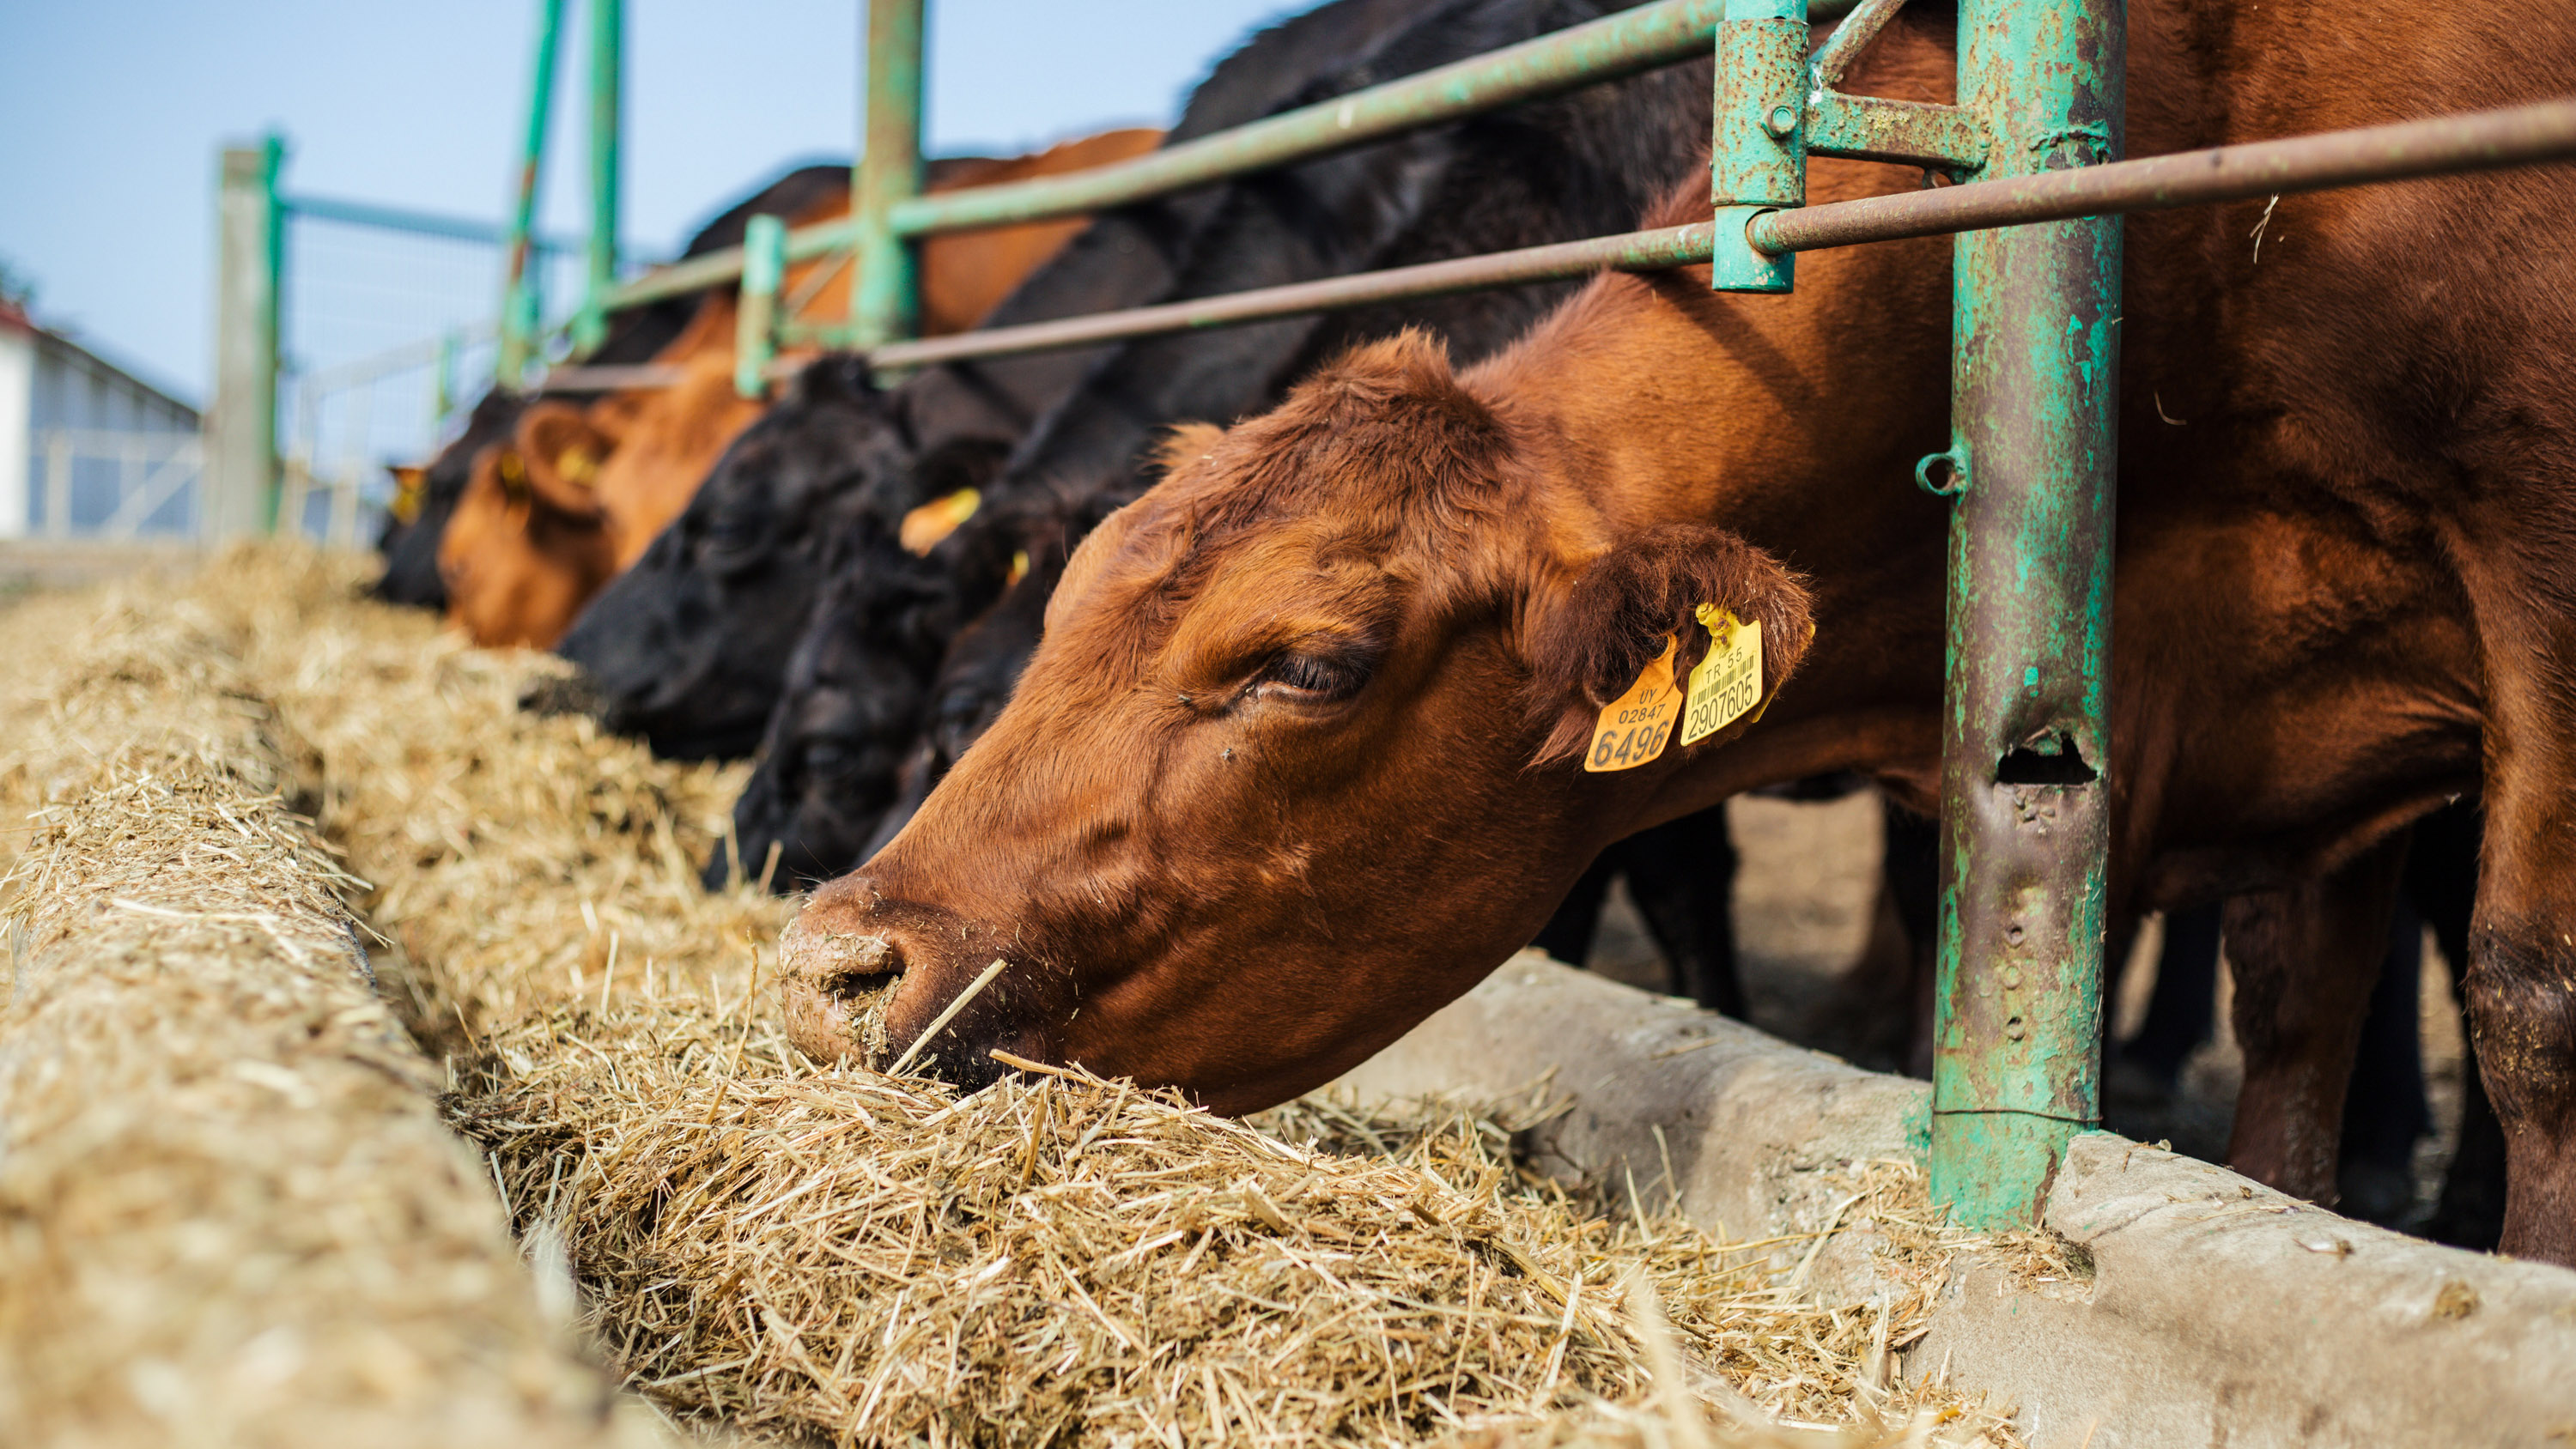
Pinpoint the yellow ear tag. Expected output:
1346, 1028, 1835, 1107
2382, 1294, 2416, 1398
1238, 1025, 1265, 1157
899, 487, 981, 555
1680, 604, 1764, 747
1583, 634, 1681, 773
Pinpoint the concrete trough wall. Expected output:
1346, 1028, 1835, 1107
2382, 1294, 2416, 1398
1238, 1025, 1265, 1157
1334, 953, 2576, 1447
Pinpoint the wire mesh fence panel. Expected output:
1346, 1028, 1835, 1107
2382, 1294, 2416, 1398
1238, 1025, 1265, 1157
276, 210, 585, 544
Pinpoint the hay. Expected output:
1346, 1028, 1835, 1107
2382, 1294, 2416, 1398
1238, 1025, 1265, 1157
5, 547, 2022, 1446
0, 585, 641, 1448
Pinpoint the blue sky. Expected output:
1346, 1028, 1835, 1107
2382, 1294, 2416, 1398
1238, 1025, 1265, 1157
0, 0, 1307, 403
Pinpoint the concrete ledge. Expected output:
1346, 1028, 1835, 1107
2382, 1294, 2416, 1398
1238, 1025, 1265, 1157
1335, 952, 1928, 1291
1920, 1133, 2576, 1448
1337, 953, 2576, 1446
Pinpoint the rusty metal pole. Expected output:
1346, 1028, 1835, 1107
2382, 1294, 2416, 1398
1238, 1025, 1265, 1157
496, 0, 565, 386
850, 0, 926, 355
1929, 0, 2124, 1228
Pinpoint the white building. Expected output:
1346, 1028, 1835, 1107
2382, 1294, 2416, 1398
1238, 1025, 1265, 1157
0, 300, 204, 540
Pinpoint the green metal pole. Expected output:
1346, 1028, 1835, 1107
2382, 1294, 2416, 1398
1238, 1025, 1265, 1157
257, 133, 287, 532
1708, 0, 1805, 291
1929, 0, 2124, 1228
850, 0, 925, 352
735, 214, 786, 398
210, 135, 286, 540
574, 0, 622, 357
497, 0, 566, 385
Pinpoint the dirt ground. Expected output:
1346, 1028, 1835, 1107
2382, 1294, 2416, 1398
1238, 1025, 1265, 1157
1573, 791, 2473, 1238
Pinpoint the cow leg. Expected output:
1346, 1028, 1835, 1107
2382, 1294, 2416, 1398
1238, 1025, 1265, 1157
2335, 896, 2432, 1224
2221, 834, 2408, 1205
2115, 901, 2222, 1103
2464, 777, 2576, 1264
2398, 797, 2508, 1248
1617, 805, 1743, 1017
1529, 853, 1618, 970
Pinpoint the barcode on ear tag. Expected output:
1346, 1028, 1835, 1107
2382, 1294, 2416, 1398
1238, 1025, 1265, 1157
1583, 635, 1681, 773
1680, 605, 1763, 747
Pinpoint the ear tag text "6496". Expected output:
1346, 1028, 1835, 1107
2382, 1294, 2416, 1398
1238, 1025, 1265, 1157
1583, 635, 1680, 773
1583, 608, 1768, 773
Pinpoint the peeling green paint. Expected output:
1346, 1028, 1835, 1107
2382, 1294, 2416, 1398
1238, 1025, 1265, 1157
1930, 0, 2123, 1230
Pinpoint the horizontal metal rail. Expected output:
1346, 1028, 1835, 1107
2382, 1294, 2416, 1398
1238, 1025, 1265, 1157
538, 361, 688, 392
867, 224, 1716, 367
1751, 94, 2576, 252
860, 95, 2576, 370
887, 0, 1753, 237
283, 193, 586, 254
596, 0, 1859, 315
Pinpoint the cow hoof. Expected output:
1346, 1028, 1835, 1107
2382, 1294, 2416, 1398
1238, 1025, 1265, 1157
777, 918, 902, 1066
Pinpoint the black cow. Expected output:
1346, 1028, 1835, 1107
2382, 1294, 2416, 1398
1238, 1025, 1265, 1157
372, 162, 856, 609
729, 0, 1713, 888
553, 0, 1442, 759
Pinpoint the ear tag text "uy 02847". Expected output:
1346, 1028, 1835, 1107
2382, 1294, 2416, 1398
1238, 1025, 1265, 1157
1583, 635, 1681, 773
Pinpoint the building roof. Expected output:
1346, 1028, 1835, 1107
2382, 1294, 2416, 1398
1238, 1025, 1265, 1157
1, 299, 200, 420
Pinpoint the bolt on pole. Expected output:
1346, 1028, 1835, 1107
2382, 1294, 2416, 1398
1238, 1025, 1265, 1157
497, 0, 566, 386
1929, 0, 2124, 1228
851, 0, 926, 357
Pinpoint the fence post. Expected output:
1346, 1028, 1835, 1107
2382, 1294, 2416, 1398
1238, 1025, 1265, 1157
850, 0, 926, 354
736, 214, 786, 399
1929, 0, 2125, 1228
496, 0, 567, 385
43, 433, 71, 539
574, 0, 622, 357
206, 136, 283, 541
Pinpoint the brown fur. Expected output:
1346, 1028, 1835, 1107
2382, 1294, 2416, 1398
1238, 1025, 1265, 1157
781, 4, 2576, 1263
438, 129, 1163, 649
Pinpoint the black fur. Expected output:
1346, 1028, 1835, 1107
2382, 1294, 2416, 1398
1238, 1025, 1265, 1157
371, 162, 858, 609
731, 0, 1710, 889
555, 0, 1437, 763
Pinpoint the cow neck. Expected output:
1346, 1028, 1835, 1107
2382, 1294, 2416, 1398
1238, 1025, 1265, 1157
1467, 215, 1959, 801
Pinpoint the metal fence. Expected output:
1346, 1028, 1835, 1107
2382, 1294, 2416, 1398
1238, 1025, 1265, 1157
562, 0, 2573, 1227
25, 428, 205, 540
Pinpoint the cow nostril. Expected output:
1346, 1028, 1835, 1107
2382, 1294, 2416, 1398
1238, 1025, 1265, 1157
778, 922, 908, 1065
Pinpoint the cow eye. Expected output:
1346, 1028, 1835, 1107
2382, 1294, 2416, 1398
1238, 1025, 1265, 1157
701, 511, 766, 565
799, 739, 857, 779
1258, 650, 1370, 703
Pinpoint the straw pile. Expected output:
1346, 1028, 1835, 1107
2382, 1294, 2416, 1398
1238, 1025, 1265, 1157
0, 587, 641, 1448
3, 548, 2022, 1447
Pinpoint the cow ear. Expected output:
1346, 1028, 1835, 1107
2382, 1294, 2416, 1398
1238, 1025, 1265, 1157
385, 464, 428, 524
516, 403, 613, 518
1151, 421, 1224, 480
1523, 523, 1814, 765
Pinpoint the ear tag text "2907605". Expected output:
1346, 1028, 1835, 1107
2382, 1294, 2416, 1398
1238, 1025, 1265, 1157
1680, 605, 1763, 746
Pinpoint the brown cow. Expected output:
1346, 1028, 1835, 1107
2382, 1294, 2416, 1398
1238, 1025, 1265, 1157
440, 128, 1163, 648
434, 440, 619, 650
776, 6, 2576, 1262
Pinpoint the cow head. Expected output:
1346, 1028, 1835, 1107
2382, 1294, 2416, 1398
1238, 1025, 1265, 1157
775, 333, 1813, 1109
557, 357, 992, 761
437, 440, 617, 651
724, 488, 1105, 892
720, 504, 1018, 890
376, 390, 527, 610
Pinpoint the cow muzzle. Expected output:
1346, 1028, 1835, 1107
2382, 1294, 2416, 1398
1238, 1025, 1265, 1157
775, 877, 1032, 1086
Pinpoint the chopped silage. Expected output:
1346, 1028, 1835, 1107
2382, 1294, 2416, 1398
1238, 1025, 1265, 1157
0, 588, 643, 1449
5, 548, 2021, 1446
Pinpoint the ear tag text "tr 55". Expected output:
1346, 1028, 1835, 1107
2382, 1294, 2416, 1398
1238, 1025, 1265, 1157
1680, 605, 1764, 746
1583, 635, 1680, 773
